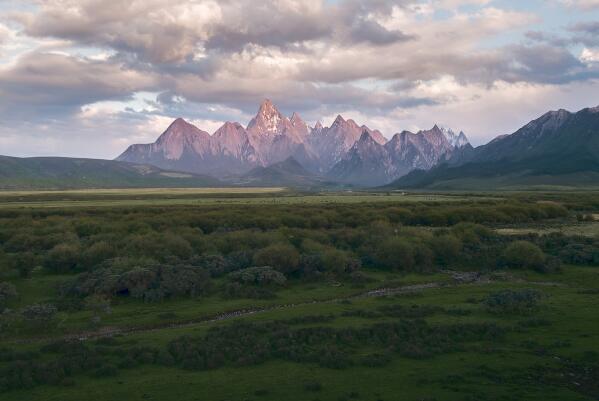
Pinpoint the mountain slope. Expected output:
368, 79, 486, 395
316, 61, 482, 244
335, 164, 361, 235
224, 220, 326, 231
328, 126, 470, 187
308, 115, 387, 173
116, 118, 222, 175
390, 106, 599, 189
233, 157, 332, 188
0, 156, 221, 190
328, 132, 394, 186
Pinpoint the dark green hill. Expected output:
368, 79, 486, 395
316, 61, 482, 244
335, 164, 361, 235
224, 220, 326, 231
233, 157, 336, 188
389, 106, 599, 190
0, 155, 222, 190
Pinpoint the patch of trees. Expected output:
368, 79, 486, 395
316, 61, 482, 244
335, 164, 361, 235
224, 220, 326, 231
537, 233, 599, 266
0, 200, 595, 312
60, 264, 211, 302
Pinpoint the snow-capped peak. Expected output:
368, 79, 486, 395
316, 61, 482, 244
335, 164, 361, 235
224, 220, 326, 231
438, 126, 469, 148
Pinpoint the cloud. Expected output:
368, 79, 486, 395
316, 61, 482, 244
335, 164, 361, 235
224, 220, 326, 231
581, 47, 599, 63
0, 24, 9, 45
561, 0, 599, 10
348, 18, 414, 45
569, 21, 599, 47
0, 0, 598, 158
0, 51, 157, 120
16, 1, 329, 61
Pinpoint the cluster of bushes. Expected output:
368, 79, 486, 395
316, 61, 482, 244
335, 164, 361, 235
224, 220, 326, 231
60, 263, 211, 302
0, 316, 505, 392
0, 339, 164, 391
537, 234, 599, 266
0, 200, 569, 278
0, 200, 596, 311
483, 289, 542, 315
166, 319, 504, 371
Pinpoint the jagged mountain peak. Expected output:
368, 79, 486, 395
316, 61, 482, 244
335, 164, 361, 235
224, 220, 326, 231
290, 112, 306, 127
333, 115, 346, 126
163, 117, 194, 132
258, 98, 279, 115
118, 100, 476, 185
357, 130, 375, 143
214, 121, 245, 136
156, 118, 208, 143
438, 125, 470, 148
247, 99, 287, 134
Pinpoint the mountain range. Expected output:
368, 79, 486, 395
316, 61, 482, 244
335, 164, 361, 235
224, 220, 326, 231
391, 106, 599, 190
117, 100, 470, 186
1, 102, 596, 190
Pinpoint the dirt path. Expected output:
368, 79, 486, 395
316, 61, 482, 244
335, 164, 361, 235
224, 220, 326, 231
11, 281, 447, 344
15, 275, 557, 344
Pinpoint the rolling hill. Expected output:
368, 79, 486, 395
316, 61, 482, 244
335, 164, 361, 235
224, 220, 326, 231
231, 157, 335, 188
0, 156, 222, 190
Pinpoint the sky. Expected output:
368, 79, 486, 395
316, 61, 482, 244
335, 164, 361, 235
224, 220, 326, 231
0, 0, 598, 159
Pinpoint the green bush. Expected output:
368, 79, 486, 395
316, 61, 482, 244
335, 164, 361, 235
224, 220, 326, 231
484, 289, 542, 315
374, 238, 415, 270
228, 266, 287, 286
0, 282, 18, 310
253, 243, 300, 274
44, 243, 80, 273
502, 241, 546, 270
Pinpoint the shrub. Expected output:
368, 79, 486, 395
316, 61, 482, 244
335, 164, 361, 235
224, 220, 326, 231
253, 244, 300, 275
374, 238, 415, 270
430, 234, 462, 265
484, 289, 542, 315
228, 266, 287, 287
502, 241, 545, 270
44, 243, 80, 273
304, 380, 323, 392
0, 282, 18, 310
20, 303, 58, 327
322, 248, 361, 275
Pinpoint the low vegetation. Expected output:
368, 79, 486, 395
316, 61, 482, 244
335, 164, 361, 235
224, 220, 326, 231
0, 190, 597, 400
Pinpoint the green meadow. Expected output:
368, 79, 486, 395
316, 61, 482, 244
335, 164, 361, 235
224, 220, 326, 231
0, 190, 597, 400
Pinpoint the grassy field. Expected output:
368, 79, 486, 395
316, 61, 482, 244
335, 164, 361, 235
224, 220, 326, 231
3, 267, 598, 401
0, 188, 496, 208
0, 190, 597, 401
497, 221, 599, 237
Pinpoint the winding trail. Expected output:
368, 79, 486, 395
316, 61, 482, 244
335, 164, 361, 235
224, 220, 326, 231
16, 274, 558, 344
69, 282, 445, 342
14, 282, 446, 344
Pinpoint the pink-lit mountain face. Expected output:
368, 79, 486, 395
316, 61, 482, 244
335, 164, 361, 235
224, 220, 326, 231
116, 100, 470, 185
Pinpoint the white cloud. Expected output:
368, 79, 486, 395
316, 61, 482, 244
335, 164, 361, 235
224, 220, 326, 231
561, 0, 599, 10
0, 0, 598, 158
581, 47, 599, 63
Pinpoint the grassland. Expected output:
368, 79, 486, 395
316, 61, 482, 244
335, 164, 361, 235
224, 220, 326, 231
497, 221, 599, 237
3, 267, 599, 401
0, 188, 494, 209
0, 190, 597, 401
